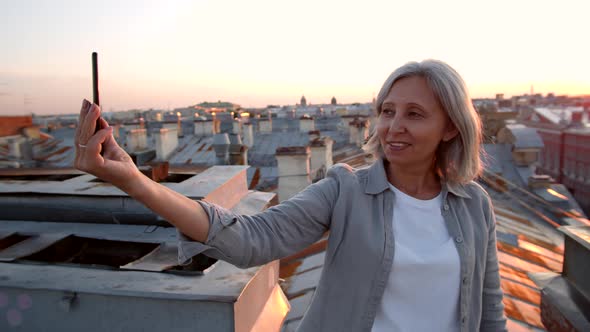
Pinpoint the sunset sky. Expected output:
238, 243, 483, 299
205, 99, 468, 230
1, 0, 588, 115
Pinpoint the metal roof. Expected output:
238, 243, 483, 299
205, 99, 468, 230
505, 124, 544, 149
0, 166, 288, 331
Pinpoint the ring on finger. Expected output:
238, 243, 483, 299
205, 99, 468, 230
78, 143, 88, 148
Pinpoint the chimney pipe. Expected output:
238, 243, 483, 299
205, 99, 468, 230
275, 146, 311, 202
242, 123, 254, 148
212, 133, 230, 165
154, 128, 179, 160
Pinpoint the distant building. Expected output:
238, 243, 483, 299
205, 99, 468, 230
194, 101, 240, 114
300, 95, 307, 108
520, 106, 590, 213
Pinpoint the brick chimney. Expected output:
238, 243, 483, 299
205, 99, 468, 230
154, 128, 178, 160
300, 116, 315, 132
212, 133, 230, 165
276, 146, 311, 202
126, 128, 148, 153
531, 226, 590, 331
310, 136, 334, 180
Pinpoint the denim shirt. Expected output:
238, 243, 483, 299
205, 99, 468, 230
178, 159, 508, 332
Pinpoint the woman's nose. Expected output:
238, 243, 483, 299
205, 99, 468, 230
388, 115, 406, 133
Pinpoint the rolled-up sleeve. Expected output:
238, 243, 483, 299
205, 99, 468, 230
480, 195, 508, 332
178, 166, 341, 268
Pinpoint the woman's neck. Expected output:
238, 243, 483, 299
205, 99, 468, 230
385, 160, 441, 200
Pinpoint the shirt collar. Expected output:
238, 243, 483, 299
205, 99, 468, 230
364, 158, 471, 199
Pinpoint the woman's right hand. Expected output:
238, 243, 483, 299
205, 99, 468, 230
74, 99, 143, 192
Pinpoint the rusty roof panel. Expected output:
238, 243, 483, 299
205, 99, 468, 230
499, 264, 538, 289
501, 279, 542, 306
497, 242, 562, 272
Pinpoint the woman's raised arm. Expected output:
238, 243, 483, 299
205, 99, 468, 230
74, 99, 210, 242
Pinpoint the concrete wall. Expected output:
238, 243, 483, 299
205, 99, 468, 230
154, 128, 178, 160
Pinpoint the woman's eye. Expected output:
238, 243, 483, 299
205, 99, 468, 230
382, 109, 394, 116
408, 111, 423, 118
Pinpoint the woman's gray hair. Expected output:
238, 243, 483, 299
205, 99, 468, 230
363, 59, 483, 186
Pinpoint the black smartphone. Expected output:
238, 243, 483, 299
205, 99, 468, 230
92, 52, 102, 133
92, 52, 105, 156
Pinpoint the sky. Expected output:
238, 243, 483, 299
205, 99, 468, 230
1, 0, 589, 115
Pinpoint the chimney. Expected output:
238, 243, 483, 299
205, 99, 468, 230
527, 174, 553, 189
211, 113, 219, 135
126, 129, 148, 153
310, 136, 334, 180
349, 119, 359, 145
357, 119, 369, 147
300, 116, 315, 132
154, 128, 178, 160
259, 113, 272, 133
531, 226, 590, 331
194, 119, 214, 136
242, 123, 254, 148
308, 130, 321, 141
228, 134, 248, 165
276, 146, 311, 202
232, 119, 242, 135
212, 133, 230, 165
7, 137, 23, 159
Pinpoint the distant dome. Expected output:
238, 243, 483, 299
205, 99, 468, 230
331, 96, 337, 105
300, 95, 307, 107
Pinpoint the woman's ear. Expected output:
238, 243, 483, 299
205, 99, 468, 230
442, 123, 459, 142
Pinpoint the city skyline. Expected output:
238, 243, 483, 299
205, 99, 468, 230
1, 0, 589, 115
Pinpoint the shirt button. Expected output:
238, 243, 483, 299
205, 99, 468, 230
443, 204, 449, 210
462, 277, 468, 284
455, 237, 463, 243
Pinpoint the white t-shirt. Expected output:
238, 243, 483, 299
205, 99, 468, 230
371, 184, 461, 332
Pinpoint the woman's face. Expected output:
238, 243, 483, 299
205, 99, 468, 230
377, 75, 458, 170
